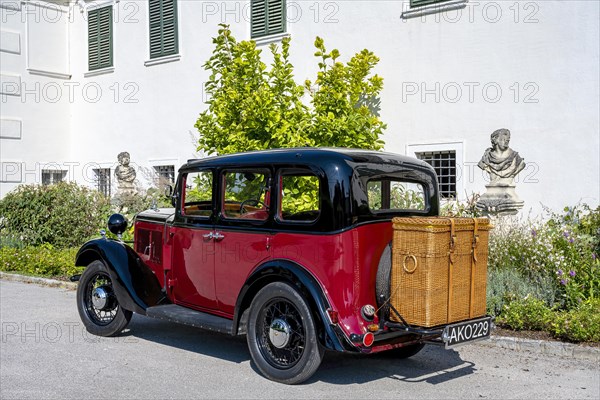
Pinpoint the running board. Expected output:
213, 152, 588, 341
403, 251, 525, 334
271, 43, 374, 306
145, 304, 234, 335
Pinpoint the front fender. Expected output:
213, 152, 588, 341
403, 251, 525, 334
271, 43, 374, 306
75, 239, 165, 314
234, 260, 355, 352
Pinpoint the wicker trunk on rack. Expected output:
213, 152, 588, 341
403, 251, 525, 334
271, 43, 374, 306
390, 217, 492, 328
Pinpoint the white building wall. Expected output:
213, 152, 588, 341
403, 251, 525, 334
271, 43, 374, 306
0, 0, 72, 197
1, 0, 598, 215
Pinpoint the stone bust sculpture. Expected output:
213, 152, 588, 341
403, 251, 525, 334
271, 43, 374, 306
478, 128, 525, 184
114, 151, 137, 197
476, 128, 525, 215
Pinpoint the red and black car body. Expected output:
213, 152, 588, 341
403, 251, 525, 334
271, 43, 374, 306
74, 148, 490, 384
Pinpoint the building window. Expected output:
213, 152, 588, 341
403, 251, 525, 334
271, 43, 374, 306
94, 168, 111, 197
416, 151, 457, 199
149, 0, 178, 59
154, 165, 175, 188
88, 6, 113, 71
410, 0, 453, 7
41, 170, 67, 186
251, 0, 286, 39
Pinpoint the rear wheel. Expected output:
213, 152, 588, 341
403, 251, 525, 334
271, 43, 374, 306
247, 282, 324, 384
76, 260, 132, 336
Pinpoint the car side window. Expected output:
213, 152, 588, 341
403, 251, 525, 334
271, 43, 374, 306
367, 180, 426, 211
222, 170, 270, 221
182, 171, 213, 217
278, 171, 321, 223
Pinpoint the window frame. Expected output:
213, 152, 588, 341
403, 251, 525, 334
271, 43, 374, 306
366, 179, 427, 213
94, 168, 112, 197
148, 0, 179, 60
406, 142, 464, 202
250, 0, 286, 39
275, 168, 322, 225
415, 150, 457, 199
87, 5, 113, 71
220, 168, 272, 222
154, 164, 176, 188
180, 169, 214, 219
41, 169, 67, 186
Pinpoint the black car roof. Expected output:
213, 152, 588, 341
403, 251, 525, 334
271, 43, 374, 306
181, 147, 430, 170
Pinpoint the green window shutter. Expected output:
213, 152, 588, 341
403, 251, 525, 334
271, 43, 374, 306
251, 0, 285, 39
149, 0, 178, 59
88, 6, 113, 71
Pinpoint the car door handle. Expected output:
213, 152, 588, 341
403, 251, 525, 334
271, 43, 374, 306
202, 232, 214, 241
213, 232, 225, 241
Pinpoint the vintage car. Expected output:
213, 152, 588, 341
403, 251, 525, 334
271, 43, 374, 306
73, 148, 492, 384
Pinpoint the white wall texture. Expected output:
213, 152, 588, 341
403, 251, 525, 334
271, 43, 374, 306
1, 0, 598, 215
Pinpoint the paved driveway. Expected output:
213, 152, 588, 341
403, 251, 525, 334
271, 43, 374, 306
1, 280, 598, 399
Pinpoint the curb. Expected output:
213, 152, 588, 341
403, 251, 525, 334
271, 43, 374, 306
1, 272, 598, 362
476, 335, 599, 362
0, 271, 77, 290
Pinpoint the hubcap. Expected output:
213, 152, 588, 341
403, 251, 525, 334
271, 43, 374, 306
91, 286, 110, 310
269, 318, 291, 349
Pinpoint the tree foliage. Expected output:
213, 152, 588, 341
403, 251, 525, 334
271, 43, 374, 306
195, 25, 386, 155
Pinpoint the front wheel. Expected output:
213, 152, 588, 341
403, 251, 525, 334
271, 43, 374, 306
76, 260, 132, 336
247, 282, 324, 384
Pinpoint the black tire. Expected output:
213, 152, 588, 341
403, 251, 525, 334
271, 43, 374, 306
76, 260, 132, 337
375, 242, 392, 308
247, 282, 324, 384
382, 343, 425, 359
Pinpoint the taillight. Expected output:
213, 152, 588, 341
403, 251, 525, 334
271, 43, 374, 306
362, 332, 374, 347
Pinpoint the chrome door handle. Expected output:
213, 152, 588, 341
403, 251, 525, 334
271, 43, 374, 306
202, 232, 214, 241
213, 232, 225, 241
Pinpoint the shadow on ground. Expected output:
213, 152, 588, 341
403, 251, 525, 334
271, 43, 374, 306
127, 314, 475, 385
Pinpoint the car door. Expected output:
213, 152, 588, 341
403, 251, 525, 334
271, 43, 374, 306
170, 169, 219, 310
212, 168, 272, 315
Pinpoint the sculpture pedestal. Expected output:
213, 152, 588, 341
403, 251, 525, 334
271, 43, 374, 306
476, 184, 524, 216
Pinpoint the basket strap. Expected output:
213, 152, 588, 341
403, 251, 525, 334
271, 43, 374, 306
469, 218, 480, 318
447, 218, 456, 323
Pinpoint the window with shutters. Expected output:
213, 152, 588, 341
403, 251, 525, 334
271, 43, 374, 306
88, 6, 113, 71
149, 0, 178, 59
251, 0, 286, 39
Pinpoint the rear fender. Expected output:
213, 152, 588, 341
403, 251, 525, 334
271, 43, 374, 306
75, 239, 165, 314
234, 260, 355, 352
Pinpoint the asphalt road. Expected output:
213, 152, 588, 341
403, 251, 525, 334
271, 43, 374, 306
1, 280, 598, 399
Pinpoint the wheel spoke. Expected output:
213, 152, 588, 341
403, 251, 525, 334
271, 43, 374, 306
258, 298, 306, 369
84, 272, 118, 326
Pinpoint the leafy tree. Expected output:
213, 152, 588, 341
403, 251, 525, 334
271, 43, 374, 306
194, 24, 386, 156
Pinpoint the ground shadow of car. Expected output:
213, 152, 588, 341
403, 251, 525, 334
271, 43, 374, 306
128, 315, 475, 385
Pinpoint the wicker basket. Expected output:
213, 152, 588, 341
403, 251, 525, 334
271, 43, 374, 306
389, 217, 492, 327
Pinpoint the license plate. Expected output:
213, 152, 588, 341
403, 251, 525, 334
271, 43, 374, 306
443, 316, 492, 348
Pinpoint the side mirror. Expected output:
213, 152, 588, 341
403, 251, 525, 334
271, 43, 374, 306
164, 184, 173, 198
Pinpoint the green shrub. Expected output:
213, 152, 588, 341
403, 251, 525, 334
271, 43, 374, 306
487, 204, 599, 311
0, 245, 80, 278
0, 182, 112, 248
549, 299, 600, 342
497, 296, 553, 331
487, 268, 556, 317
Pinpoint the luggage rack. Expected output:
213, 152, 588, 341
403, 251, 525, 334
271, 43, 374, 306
380, 303, 445, 337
